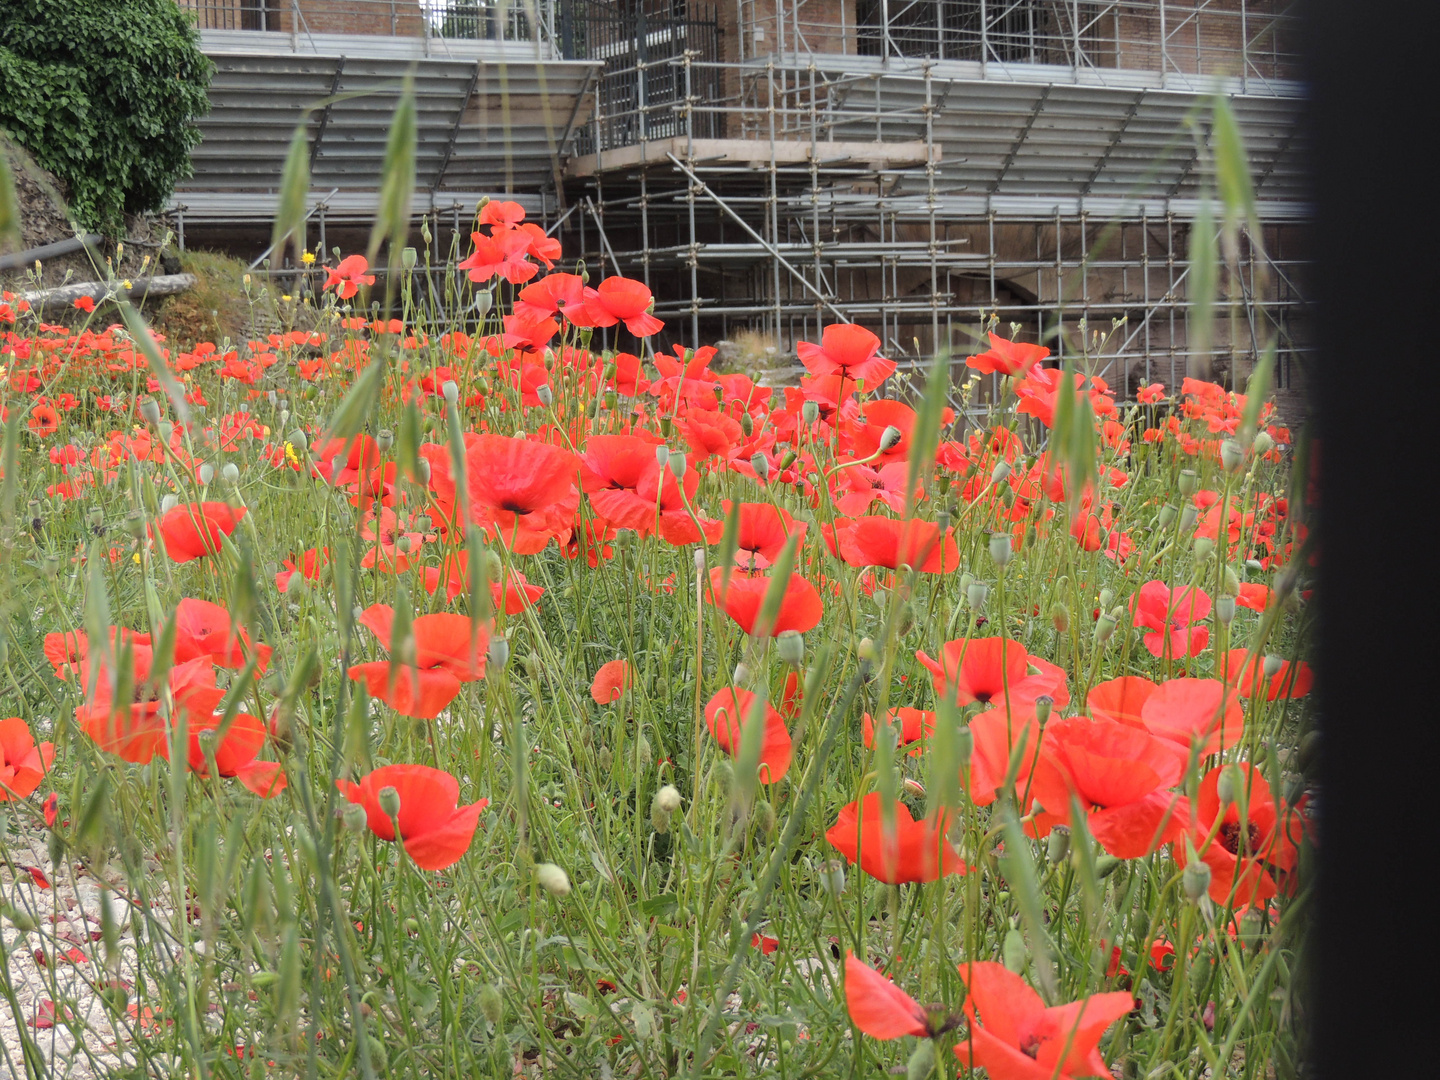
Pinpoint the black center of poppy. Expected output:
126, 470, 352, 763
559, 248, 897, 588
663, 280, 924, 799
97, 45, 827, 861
499, 501, 533, 515
1020, 1034, 1043, 1059
1218, 822, 1262, 856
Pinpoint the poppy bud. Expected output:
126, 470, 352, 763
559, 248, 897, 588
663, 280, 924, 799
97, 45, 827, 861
1043, 604, 1071, 635
857, 637, 878, 663
536, 384, 554, 408
654, 445, 670, 469
421, 219, 433, 245
376, 428, 394, 451
1263, 654, 1284, 677
1223, 567, 1240, 595
1003, 927, 1027, 973
638, 735, 653, 768
779, 448, 798, 471
1183, 859, 1211, 902
1253, 431, 1275, 455
740, 412, 753, 436
654, 784, 682, 815
1098, 588, 1114, 609
1094, 611, 1118, 644
1033, 695, 1054, 727
342, 803, 368, 833
1220, 439, 1245, 472
221, 463, 240, 485
442, 381, 459, 404
377, 786, 401, 820
1214, 595, 1235, 624
478, 983, 503, 1026
878, 425, 903, 452
536, 863, 571, 897
1047, 826, 1070, 864
819, 858, 846, 896
988, 532, 1012, 568
604, 390, 618, 410
488, 637, 510, 670
1178, 504, 1198, 533
474, 291, 493, 317
754, 800, 776, 835
88, 506, 104, 531
417, 459, 431, 484
597, 747, 613, 772
959, 571, 974, 595
750, 452, 770, 482
198, 463, 215, 485
991, 460, 1011, 485
288, 429, 308, 453
140, 397, 161, 424
1193, 537, 1215, 561
776, 630, 804, 665
1216, 765, 1244, 806
801, 401, 819, 425
966, 582, 989, 611
1156, 504, 1178, 530
667, 451, 687, 480
401, 246, 417, 271
906, 1040, 936, 1080
651, 803, 672, 835
522, 652, 540, 680
415, 514, 432, 533
161, 494, 179, 515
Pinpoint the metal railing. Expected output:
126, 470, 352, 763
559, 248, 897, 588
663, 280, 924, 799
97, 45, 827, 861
178, 0, 554, 43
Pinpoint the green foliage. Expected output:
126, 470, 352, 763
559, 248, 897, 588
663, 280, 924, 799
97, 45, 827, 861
0, 0, 213, 234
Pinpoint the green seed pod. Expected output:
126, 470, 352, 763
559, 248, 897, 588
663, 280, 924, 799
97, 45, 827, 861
1183, 860, 1212, 902
906, 1039, 937, 1080
1003, 927, 1027, 974
1177, 470, 1198, 497
1047, 826, 1070, 864
478, 983, 504, 1026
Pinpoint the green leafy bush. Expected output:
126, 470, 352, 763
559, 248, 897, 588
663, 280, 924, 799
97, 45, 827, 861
0, 0, 213, 234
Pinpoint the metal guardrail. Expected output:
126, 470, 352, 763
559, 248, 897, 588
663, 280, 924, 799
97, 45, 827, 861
178, 0, 552, 43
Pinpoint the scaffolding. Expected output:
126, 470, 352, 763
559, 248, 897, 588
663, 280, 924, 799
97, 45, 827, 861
560, 0, 1307, 395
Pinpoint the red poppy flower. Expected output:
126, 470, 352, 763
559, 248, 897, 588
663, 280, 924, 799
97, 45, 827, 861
965, 331, 1049, 377
43, 627, 151, 681
862, 707, 936, 758
825, 792, 966, 884
591, 659, 633, 705
1085, 676, 1158, 728
324, 255, 375, 300
76, 650, 226, 765
347, 605, 488, 719
704, 687, 792, 783
154, 502, 247, 562
0, 718, 54, 801
834, 516, 959, 574
796, 324, 897, 388
518, 222, 561, 267
169, 598, 273, 671
965, 707, 1045, 806
1130, 582, 1211, 659
721, 501, 807, 570
1174, 763, 1302, 907
28, 403, 60, 437
1218, 649, 1313, 701
359, 506, 424, 571
463, 434, 579, 554
752, 932, 780, 956
843, 953, 933, 1039
276, 547, 328, 592
955, 960, 1134, 1080
833, 461, 917, 516
1139, 678, 1245, 756
184, 712, 286, 798
679, 411, 744, 462
707, 567, 824, 636
514, 272, 586, 320
566, 277, 664, 337
459, 229, 536, 284
845, 399, 921, 464
1235, 582, 1272, 612
915, 638, 1069, 711
337, 764, 488, 870
481, 199, 527, 229
1027, 717, 1188, 859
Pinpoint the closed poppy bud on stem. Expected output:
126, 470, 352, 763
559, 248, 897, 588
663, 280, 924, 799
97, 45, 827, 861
776, 630, 804, 665
478, 984, 503, 1026
1047, 825, 1070, 863
221, 463, 240, 485
1194, 537, 1215, 561
879, 425, 903, 452
1179, 504, 1198, 533
199, 463, 215, 486
376, 428, 394, 451
1183, 859, 1212, 902
342, 803, 369, 833
442, 381, 459, 404
1094, 611, 1118, 643
654, 445, 670, 469
1220, 439, 1245, 472
1223, 566, 1240, 595
906, 1040, 936, 1080
1158, 504, 1179, 529
1033, 695, 1053, 727
536, 384, 553, 407
488, 637, 510, 670
1215, 595, 1235, 624
988, 532, 1012, 568
1253, 431, 1275, 455
1216, 765, 1243, 806
536, 863, 570, 897
667, 451, 687, 480
1050, 603, 1069, 633
377, 785, 401, 820
820, 858, 846, 896
751, 452, 770, 481
1263, 654, 1285, 677
801, 401, 819, 425
990, 460, 1011, 485
966, 582, 989, 611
